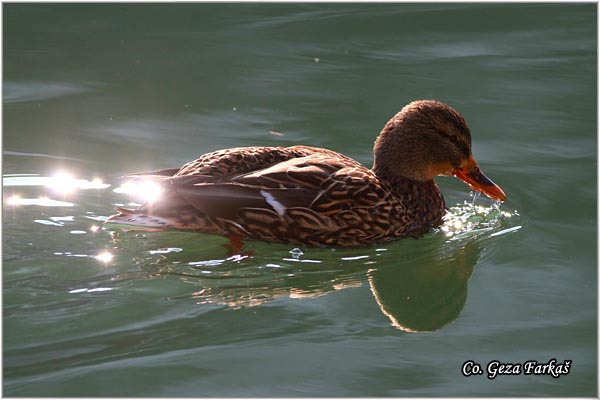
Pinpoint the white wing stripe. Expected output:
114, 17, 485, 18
260, 190, 286, 215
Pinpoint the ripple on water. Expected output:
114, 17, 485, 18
3, 81, 92, 103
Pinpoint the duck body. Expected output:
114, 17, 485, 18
107, 100, 505, 247
109, 145, 445, 246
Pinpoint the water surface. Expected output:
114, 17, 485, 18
3, 3, 596, 396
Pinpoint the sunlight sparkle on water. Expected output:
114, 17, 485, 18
5, 195, 75, 207
441, 200, 518, 239
6, 194, 21, 206
91, 177, 105, 187
47, 172, 78, 194
95, 251, 114, 263
114, 180, 163, 203
69, 287, 113, 294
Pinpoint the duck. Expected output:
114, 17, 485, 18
106, 100, 506, 247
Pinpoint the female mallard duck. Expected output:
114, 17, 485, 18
107, 100, 506, 247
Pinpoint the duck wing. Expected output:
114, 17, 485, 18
107, 146, 372, 237
171, 145, 355, 182
172, 153, 358, 220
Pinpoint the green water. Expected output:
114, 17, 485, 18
3, 3, 596, 396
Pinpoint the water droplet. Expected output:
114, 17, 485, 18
289, 248, 303, 259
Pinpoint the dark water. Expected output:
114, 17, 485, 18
3, 3, 596, 397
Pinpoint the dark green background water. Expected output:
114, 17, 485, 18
3, 3, 597, 396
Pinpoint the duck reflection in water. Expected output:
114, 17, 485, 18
109, 229, 483, 333
368, 240, 479, 333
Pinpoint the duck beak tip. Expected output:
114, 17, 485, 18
453, 162, 506, 202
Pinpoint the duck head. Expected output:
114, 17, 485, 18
373, 100, 506, 202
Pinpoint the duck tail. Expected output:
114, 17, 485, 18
104, 206, 173, 232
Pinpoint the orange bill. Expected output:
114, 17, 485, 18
453, 158, 506, 202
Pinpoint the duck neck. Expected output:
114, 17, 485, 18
374, 166, 447, 231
